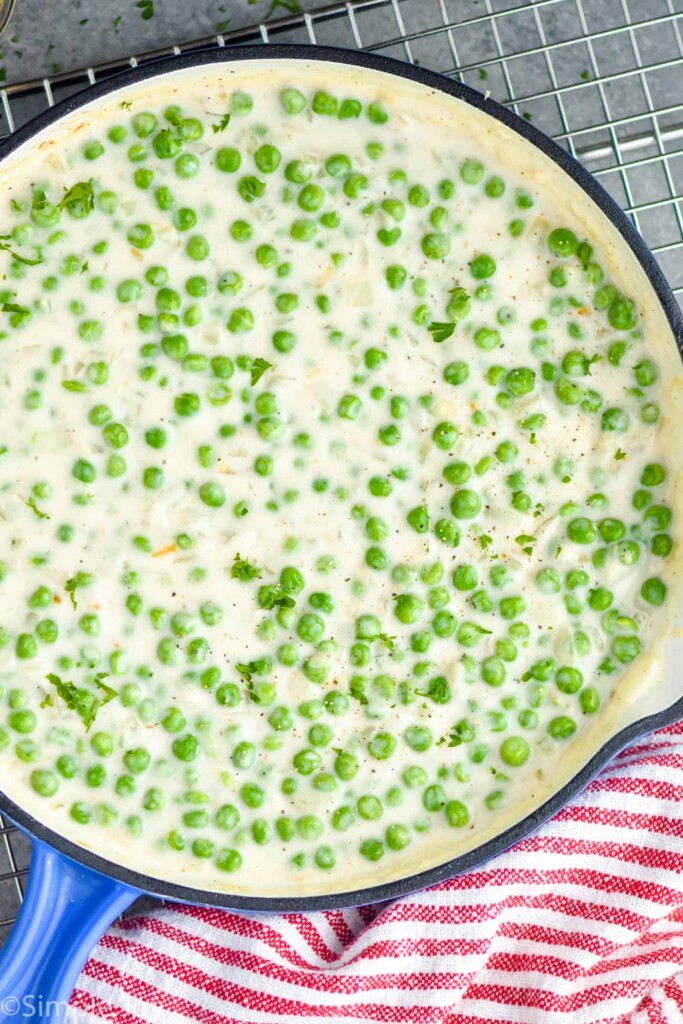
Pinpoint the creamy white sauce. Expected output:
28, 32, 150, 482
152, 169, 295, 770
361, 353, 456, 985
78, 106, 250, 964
0, 61, 680, 898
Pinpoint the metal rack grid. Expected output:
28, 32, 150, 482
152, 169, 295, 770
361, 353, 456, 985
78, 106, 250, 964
0, 0, 681, 947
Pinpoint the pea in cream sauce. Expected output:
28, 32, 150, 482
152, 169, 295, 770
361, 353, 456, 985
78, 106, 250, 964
0, 61, 680, 897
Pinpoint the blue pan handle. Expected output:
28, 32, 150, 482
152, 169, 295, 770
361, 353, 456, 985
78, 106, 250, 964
0, 835, 138, 1023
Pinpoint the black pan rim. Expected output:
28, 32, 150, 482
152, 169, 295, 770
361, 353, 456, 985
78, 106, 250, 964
0, 42, 681, 914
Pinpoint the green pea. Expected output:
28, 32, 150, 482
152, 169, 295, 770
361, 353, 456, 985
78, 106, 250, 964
601, 407, 629, 433
15, 633, 38, 659
280, 87, 307, 114
239, 782, 265, 808
608, 297, 637, 331
215, 848, 242, 873
323, 691, 348, 718
172, 734, 198, 762
445, 800, 470, 827
554, 378, 584, 405
634, 360, 657, 387
69, 802, 92, 825
481, 656, 506, 687
548, 228, 578, 258
580, 687, 601, 715
485, 176, 505, 198
555, 667, 583, 694
473, 327, 500, 351
548, 716, 577, 740
460, 158, 484, 184
567, 517, 596, 544
644, 505, 671, 531
640, 463, 664, 488
291, 748, 321, 776
310, 90, 338, 116
506, 367, 536, 397
394, 594, 424, 625
536, 568, 561, 594
160, 707, 186, 734
587, 587, 612, 612
31, 769, 59, 797
356, 795, 383, 821
617, 540, 640, 565
215, 146, 241, 173
423, 784, 446, 812
186, 235, 210, 261
469, 253, 496, 279
421, 233, 450, 259
333, 750, 359, 781
215, 804, 240, 831
385, 824, 411, 850
36, 619, 59, 644
122, 747, 150, 775
116, 278, 143, 303
403, 765, 428, 789
127, 223, 154, 249
409, 183, 430, 206
433, 421, 459, 450
86, 764, 107, 788
450, 489, 482, 519
434, 518, 461, 547
296, 613, 324, 644
641, 577, 667, 606
403, 725, 433, 752
54, 753, 78, 779
196, 482, 225, 509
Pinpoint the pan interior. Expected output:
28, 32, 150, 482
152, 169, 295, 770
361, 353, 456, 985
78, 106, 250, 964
0, 53, 681, 905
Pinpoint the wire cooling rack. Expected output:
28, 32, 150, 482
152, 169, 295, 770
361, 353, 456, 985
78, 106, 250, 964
0, 0, 681, 946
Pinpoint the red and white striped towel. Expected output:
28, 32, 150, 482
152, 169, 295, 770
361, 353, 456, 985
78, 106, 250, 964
68, 721, 683, 1024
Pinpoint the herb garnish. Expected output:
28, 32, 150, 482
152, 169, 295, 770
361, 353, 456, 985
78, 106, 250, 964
24, 497, 49, 520
2, 302, 30, 316
349, 677, 368, 705
515, 534, 536, 556
266, 0, 302, 17
377, 633, 396, 653
58, 181, 94, 216
136, 0, 155, 20
231, 553, 261, 582
428, 321, 455, 343
240, 176, 266, 202
46, 672, 117, 731
235, 659, 271, 688
211, 113, 231, 134
31, 190, 48, 211
250, 357, 273, 386
0, 240, 42, 267
257, 585, 295, 610
64, 571, 93, 610
447, 285, 471, 316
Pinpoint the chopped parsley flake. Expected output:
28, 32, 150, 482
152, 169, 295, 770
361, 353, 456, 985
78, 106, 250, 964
24, 497, 49, 520
428, 321, 455, 344
135, 0, 155, 19
211, 113, 231, 133
46, 672, 117, 731
231, 553, 261, 582
250, 358, 273, 386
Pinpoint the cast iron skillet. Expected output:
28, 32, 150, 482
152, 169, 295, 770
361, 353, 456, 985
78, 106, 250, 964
0, 43, 681, 1024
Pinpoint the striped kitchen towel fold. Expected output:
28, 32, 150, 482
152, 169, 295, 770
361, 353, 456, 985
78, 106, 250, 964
67, 720, 683, 1024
